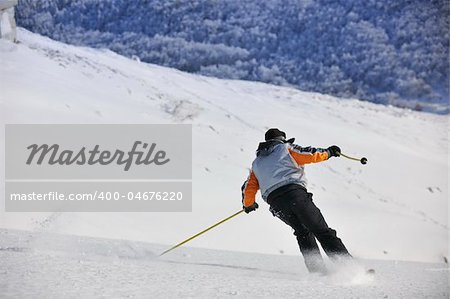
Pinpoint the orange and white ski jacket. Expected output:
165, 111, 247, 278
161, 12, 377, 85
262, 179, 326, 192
241, 140, 330, 207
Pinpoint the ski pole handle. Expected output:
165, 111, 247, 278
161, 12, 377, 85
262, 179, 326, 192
339, 152, 368, 165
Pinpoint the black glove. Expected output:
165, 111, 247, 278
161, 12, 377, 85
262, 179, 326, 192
327, 145, 341, 157
243, 202, 259, 214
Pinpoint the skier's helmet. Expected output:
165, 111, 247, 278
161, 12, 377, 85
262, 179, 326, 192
265, 128, 286, 141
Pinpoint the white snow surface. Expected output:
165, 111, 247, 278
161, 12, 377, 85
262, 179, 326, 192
1, 229, 448, 298
0, 29, 449, 297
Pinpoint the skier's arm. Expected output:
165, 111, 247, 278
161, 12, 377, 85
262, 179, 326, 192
288, 144, 330, 165
241, 170, 259, 208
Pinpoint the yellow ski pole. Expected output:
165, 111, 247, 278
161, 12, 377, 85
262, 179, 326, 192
339, 152, 368, 165
159, 209, 245, 256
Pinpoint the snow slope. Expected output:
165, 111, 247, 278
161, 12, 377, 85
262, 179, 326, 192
0, 28, 449, 271
1, 229, 449, 298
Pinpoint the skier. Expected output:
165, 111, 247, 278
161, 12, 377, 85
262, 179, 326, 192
241, 128, 351, 274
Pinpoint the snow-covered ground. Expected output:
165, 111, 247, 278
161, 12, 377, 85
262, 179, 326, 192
1, 229, 448, 298
0, 29, 449, 297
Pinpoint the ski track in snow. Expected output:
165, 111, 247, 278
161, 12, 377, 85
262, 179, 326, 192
1, 229, 448, 298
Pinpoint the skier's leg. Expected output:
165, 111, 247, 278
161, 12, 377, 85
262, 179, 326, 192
293, 222, 327, 273
270, 204, 326, 273
287, 189, 351, 259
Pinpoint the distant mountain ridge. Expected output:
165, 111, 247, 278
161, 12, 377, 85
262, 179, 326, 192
16, 0, 449, 112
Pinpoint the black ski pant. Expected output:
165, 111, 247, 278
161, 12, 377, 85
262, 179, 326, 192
267, 184, 351, 273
